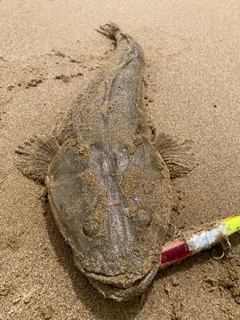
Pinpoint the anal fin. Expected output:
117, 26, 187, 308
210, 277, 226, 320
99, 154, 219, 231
154, 133, 195, 179
15, 134, 60, 183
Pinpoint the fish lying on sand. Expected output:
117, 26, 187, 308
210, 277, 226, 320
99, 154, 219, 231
16, 22, 194, 301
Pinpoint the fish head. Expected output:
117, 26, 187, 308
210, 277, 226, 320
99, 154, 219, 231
46, 140, 171, 300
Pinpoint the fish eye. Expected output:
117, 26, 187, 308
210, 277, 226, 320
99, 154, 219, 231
82, 217, 101, 237
136, 209, 151, 228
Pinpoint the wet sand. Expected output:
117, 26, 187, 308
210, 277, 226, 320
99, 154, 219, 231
1, 1, 240, 319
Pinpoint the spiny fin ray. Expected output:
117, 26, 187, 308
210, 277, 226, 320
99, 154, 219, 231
155, 132, 195, 179
15, 134, 59, 183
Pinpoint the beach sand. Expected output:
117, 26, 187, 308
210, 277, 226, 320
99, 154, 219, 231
1, 1, 240, 319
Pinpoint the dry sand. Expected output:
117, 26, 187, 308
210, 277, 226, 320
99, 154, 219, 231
1, 0, 240, 319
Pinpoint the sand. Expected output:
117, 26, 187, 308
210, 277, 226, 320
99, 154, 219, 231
1, 0, 240, 319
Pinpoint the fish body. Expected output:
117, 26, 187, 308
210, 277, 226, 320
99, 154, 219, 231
16, 23, 177, 301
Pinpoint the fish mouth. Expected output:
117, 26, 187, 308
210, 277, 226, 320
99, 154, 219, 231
86, 265, 159, 301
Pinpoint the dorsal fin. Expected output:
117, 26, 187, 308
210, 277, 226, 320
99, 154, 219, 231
15, 134, 59, 183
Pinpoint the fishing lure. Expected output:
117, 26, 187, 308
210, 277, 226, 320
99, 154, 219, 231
160, 215, 240, 269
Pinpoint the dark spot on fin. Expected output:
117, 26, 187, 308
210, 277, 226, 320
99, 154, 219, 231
15, 134, 60, 183
154, 133, 195, 179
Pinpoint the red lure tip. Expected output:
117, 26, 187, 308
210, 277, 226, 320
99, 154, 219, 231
160, 241, 192, 268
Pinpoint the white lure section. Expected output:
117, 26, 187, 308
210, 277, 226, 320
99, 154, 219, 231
187, 225, 227, 253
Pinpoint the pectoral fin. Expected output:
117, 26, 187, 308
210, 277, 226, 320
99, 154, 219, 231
15, 134, 60, 183
154, 133, 195, 179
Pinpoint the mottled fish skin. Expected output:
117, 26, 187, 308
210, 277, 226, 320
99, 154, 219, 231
45, 23, 173, 301
57, 24, 151, 147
